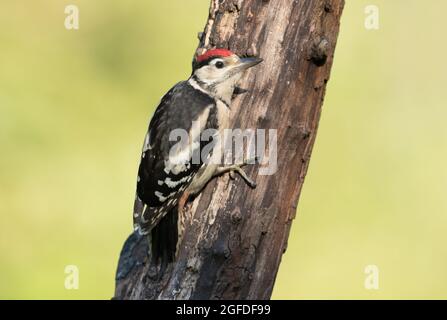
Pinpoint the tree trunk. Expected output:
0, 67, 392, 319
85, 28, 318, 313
114, 0, 344, 300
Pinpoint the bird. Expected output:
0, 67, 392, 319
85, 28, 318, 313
132, 48, 263, 267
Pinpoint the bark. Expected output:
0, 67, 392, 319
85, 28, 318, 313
114, 0, 344, 300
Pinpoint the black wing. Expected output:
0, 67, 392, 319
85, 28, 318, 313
133, 81, 218, 232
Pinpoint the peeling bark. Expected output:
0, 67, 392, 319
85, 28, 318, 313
114, 0, 344, 300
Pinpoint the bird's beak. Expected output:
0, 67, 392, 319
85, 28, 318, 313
239, 57, 263, 70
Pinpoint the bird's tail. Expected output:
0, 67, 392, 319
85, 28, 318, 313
149, 206, 178, 266
134, 193, 182, 272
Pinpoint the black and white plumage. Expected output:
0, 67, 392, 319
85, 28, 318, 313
133, 49, 262, 264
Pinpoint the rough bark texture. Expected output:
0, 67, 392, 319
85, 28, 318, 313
114, 0, 344, 300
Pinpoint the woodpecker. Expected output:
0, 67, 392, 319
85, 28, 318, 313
133, 49, 262, 264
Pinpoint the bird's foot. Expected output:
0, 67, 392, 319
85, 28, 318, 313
217, 156, 258, 188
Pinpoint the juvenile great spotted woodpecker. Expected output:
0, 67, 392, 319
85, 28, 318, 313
133, 49, 262, 264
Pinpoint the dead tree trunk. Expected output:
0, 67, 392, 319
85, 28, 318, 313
114, 0, 344, 300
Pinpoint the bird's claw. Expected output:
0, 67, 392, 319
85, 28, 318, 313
233, 166, 257, 188
219, 156, 259, 188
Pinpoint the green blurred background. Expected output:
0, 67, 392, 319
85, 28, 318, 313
0, 0, 446, 299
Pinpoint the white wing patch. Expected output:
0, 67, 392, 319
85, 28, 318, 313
164, 176, 190, 188
154, 190, 178, 203
163, 106, 211, 175
143, 132, 152, 152
154, 191, 167, 202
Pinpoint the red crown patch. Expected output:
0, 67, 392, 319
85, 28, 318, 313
196, 49, 234, 63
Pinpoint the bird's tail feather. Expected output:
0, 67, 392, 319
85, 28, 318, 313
150, 206, 178, 267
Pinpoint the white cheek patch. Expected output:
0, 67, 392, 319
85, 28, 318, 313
195, 65, 228, 85
196, 67, 215, 84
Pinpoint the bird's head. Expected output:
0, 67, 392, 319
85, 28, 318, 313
191, 49, 263, 103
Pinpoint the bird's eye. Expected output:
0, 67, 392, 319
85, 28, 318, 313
215, 61, 225, 69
